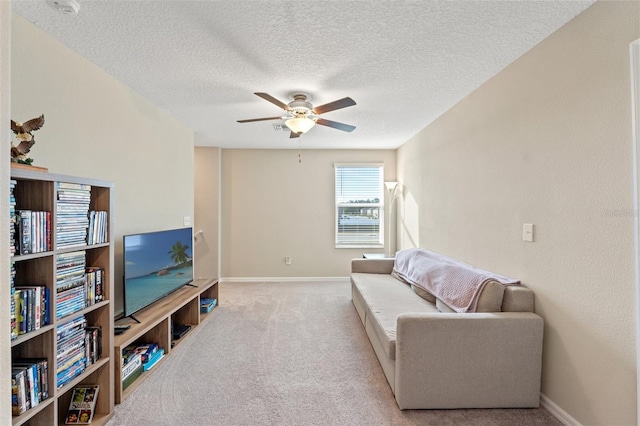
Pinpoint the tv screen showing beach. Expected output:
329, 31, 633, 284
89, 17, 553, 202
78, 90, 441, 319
123, 227, 193, 316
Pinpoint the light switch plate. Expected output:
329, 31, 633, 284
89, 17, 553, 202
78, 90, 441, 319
523, 223, 534, 242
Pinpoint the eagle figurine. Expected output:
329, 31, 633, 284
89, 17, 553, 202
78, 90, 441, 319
10, 114, 45, 164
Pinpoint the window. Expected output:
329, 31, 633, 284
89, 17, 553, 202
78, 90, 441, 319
335, 164, 384, 248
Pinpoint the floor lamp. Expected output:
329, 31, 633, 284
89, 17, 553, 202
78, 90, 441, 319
384, 181, 402, 257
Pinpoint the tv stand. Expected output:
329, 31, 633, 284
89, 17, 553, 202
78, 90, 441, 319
113, 277, 218, 403
185, 283, 198, 288
128, 314, 141, 323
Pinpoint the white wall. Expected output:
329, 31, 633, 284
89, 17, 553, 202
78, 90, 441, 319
0, 2, 11, 424
221, 149, 396, 278
397, 1, 639, 424
10, 14, 195, 315
194, 147, 220, 279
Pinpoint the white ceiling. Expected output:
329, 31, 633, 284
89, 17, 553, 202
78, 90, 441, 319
12, 0, 595, 150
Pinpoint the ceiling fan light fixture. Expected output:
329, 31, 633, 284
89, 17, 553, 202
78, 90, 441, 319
285, 117, 316, 134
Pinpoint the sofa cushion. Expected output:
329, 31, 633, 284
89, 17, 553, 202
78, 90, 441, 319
411, 284, 436, 303
351, 272, 437, 360
501, 286, 535, 312
436, 280, 506, 313
476, 280, 505, 312
436, 298, 455, 313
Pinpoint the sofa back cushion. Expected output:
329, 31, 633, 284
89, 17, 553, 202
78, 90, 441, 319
437, 284, 535, 313
502, 286, 535, 312
476, 280, 505, 312
352, 258, 395, 274
410, 284, 436, 303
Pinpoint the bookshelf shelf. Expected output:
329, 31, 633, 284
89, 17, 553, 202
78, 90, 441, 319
113, 277, 218, 404
9, 169, 114, 425
11, 396, 54, 426
10, 324, 54, 348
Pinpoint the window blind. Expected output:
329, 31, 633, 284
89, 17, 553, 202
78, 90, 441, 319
334, 164, 384, 247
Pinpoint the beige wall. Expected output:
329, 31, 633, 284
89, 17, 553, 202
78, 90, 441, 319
194, 147, 220, 279
221, 149, 396, 278
397, 1, 639, 424
0, 3, 11, 424
10, 14, 195, 315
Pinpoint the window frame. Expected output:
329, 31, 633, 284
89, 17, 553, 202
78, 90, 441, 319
334, 163, 384, 249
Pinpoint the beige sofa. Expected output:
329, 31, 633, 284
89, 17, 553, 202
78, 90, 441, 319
351, 257, 544, 410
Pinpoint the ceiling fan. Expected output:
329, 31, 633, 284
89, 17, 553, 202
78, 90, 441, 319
237, 92, 356, 138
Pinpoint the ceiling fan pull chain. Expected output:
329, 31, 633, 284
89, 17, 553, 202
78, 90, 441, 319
298, 139, 302, 163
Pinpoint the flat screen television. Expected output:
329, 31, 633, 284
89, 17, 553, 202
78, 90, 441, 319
123, 227, 194, 318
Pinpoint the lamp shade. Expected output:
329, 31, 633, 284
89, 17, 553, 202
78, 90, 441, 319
285, 117, 316, 134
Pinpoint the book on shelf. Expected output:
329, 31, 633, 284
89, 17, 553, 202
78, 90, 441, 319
84, 326, 102, 366
11, 367, 28, 416
13, 359, 49, 407
11, 358, 49, 416
123, 342, 159, 364
17, 210, 31, 255
122, 364, 143, 391
65, 384, 99, 424
13, 286, 49, 335
14, 210, 51, 255
200, 298, 217, 313
121, 352, 142, 380
142, 348, 165, 372
85, 267, 104, 304
87, 211, 108, 245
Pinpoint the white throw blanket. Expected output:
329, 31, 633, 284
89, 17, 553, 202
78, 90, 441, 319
393, 248, 520, 313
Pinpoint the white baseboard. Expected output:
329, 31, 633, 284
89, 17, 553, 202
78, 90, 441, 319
540, 393, 582, 426
220, 277, 349, 283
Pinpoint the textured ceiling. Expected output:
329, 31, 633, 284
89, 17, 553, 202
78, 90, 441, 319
12, 0, 595, 150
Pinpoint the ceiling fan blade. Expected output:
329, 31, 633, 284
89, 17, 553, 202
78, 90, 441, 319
255, 92, 290, 111
313, 97, 356, 115
237, 116, 283, 123
316, 118, 356, 132
290, 131, 301, 139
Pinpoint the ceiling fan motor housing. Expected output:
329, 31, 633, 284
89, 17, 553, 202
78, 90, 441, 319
288, 93, 314, 117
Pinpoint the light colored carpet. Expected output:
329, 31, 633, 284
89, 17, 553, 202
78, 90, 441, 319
106, 280, 561, 426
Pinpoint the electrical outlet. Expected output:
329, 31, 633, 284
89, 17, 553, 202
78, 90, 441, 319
285, 256, 292, 265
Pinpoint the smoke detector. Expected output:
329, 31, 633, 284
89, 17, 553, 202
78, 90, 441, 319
47, 0, 80, 15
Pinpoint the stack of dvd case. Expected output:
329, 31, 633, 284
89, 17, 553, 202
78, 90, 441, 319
56, 251, 87, 319
56, 182, 91, 249
56, 316, 87, 389
10, 262, 17, 340
10, 179, 16, 256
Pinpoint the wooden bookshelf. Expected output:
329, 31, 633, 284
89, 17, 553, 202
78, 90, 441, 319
113, 278, 218, 404
9, 169, 114, 426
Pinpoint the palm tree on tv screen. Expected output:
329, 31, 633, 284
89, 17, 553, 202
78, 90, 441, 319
168, 241, 189, 266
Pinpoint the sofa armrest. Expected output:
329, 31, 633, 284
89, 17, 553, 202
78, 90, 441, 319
395, 312, 543, 409
351, 258, 395, 274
